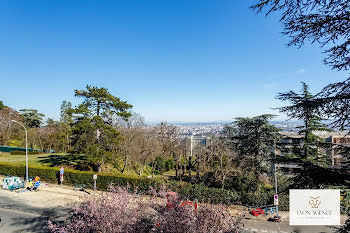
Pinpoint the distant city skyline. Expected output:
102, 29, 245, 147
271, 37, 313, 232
0, 1, 347, 123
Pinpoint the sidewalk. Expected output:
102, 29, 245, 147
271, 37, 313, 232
0, 175, 93, 210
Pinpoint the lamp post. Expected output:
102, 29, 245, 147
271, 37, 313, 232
273, 135, 279, 213
11, 120, 28, 185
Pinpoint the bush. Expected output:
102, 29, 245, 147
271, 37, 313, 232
154, 156, 166, 172
0, 162, 160, 192
0, 162, 289, 210
170, 182, 239, 205
10, 151, 41, 155
165, 157, 175, 171
47, 185, 244, 233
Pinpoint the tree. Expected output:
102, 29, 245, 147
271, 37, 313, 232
277, 82, 331, 161
71, 85, 132, 172
0, 101, 7, 110
74, 85, 132, 121
0, 105, 19, 145
116, 113, 151, 174
205, 138, 238, 189
223, 114, 280, 171
252, 0, 350, 130
252, 2, 350, 225
59, 101, 73, 152
252, 0, 350, 72
316, 78, 350, 130
19, 109, 45, 128
153, 122, 182, 176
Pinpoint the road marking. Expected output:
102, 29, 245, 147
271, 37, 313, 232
250, 228, 258, 232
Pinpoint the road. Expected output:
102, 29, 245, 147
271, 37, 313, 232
242, 214, 343, 233
0, 178, 346, 233
0, 194, 69, 233
0, 176, 88, 233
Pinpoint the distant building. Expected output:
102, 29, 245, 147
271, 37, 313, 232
326, 133, 350, 167
190, 135, 209, 147
275, 131, 350, 173
191, 135, 207, 146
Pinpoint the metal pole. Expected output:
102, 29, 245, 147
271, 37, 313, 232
25, 126, 28, 184
11, 120, 28, 185
274, 138, 279, 213
274, 141, 278, 195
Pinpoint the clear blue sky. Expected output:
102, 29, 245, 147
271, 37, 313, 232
0, 0, 348, 123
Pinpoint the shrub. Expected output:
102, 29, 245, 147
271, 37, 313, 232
154, 156, 166, 172
0, 162, 160, 192
171, 182, 239, 205
47, 185, 244, 233
165, 157, 175, 171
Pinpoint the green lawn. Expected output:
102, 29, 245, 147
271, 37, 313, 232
0, 153, 82, 167
0, 153, 145, 177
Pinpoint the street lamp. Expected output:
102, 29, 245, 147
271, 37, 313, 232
11, 120, 28, 185
273, 134, 279, 213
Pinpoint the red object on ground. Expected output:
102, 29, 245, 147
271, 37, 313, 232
249, 208, 265, 216
166, 192, 198, 213
179, 201, 198, 213
250, 210, 260, 216
256, 208, 265, 214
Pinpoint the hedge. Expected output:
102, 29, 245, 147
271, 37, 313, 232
0, 162, 161, 191
0, 162, 289, 209
173, 182, 239, 205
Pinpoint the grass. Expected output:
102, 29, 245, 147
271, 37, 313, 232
0, 153, 144, 177
0, 153, 72, 167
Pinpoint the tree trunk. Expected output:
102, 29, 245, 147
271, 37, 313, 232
97, 162, 102, 172
175, 163, 178, 178
188, 155, 192, 176
121, 148, 128, 173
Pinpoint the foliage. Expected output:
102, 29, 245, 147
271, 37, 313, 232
173, 182, 239, 206
19, 109, 45, 128
252, 0, 350, 138
0, 162, 158, 191
0, 100, 6, 110
7, 139, 22, 147
252, 0, 350, 72
277, 82, 332, 161
47, 185, 244, 233
71, 85, 133, 171
154, 156, 175, 172
74, 85, 133, 120
203, 138, 238, 188
223, 114, 280, 173
316, 78, 350, 131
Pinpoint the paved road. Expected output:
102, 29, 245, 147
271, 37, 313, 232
0, 195, 68, 233
242, 215, 342, 233
0, 188, 345, 233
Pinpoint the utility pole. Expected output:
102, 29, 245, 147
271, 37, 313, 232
11, 120, 28, 185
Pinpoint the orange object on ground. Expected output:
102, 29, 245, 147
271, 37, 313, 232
34, 176, 40, 182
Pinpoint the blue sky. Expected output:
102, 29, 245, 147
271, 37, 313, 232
0, 0, 348, 123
